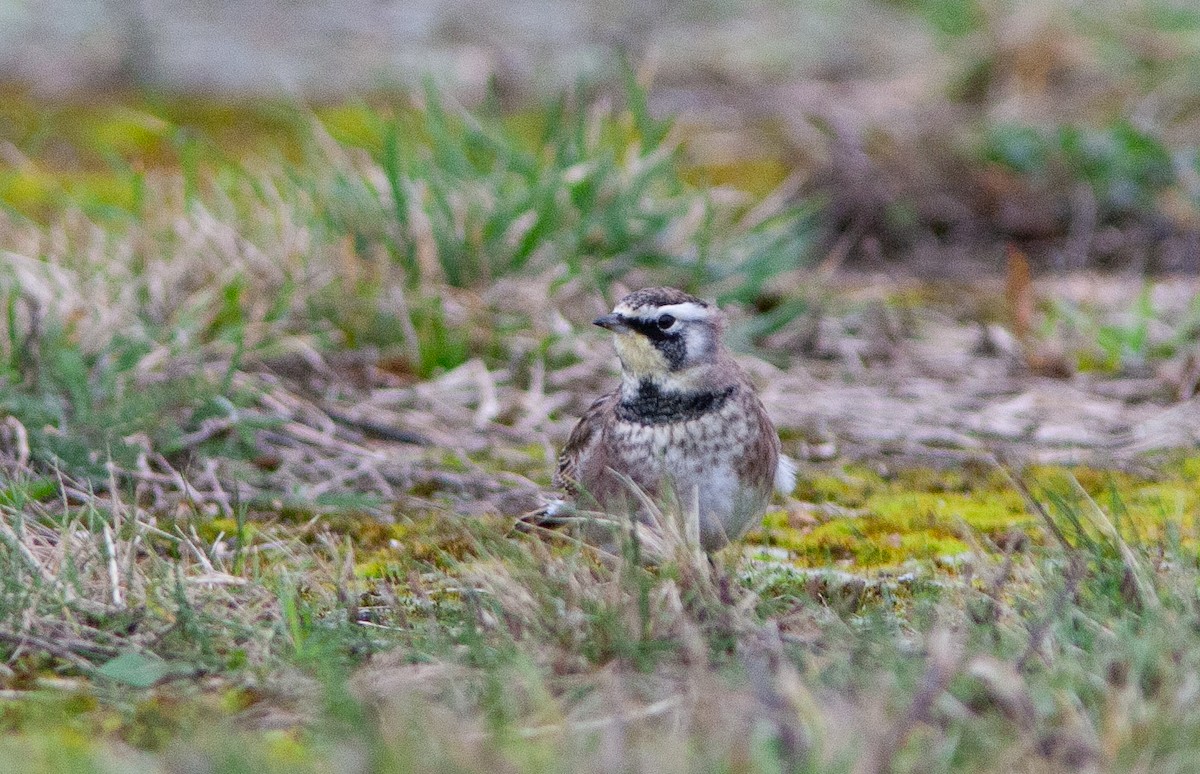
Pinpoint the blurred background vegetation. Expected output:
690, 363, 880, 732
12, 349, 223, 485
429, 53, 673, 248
4, 0, 1200, 275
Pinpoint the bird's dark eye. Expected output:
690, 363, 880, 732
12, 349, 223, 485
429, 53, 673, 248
657, 314, 676, 330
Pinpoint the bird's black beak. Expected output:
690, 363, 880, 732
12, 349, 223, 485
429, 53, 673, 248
593, 313, 628, 332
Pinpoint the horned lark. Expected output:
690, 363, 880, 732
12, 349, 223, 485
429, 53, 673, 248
549, 287, 795, 552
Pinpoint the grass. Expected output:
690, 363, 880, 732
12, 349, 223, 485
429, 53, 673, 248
1041, 284, 1200, 374
1, 78, 817, 427
1, 467, 1200, 771
3, 2, 1200, 766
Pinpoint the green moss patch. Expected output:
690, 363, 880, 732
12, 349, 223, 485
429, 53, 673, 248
751, 458, 1200, 570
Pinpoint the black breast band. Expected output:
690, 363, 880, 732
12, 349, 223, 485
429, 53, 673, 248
616, 380, 735, 425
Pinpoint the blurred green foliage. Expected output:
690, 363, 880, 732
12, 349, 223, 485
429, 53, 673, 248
312, 79, 816, 296
983, 121, 1177, 217
885, 0, 985, 39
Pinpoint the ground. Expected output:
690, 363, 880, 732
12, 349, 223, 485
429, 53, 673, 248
2, 6, 1200, 767
2, 244, 1198, 771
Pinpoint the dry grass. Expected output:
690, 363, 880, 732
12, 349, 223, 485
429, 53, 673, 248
0, 28, 1199, 769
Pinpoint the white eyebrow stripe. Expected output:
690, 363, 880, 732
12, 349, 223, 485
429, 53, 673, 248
653, 301, 712, 321
612, 300, 712, 321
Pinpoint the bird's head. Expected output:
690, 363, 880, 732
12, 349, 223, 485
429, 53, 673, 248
594, 287, 726, 386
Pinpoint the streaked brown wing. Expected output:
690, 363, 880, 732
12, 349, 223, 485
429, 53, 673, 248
554, 391, 618, 496
735, 392, 782, 493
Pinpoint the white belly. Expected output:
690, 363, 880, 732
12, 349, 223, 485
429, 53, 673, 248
614, 406, 769, 549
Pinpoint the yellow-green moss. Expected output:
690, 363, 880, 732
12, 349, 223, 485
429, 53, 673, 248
314, 103, 389, 155
755, 487, 1022, 569
682, 157, 790, 199
753, 460, 1200, 571
759, 510, 791, 530
355, 513, 504, 578
763, 517, 971, 568
261, 729, 314, 766
192, 517, 259, 544
792, 466, 887, 508
866, 491, 1030, 537
0, 168, 59, 215
87, 106, 174, 159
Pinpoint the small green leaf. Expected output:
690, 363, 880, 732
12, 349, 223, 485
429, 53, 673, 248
97, 651, 197, 688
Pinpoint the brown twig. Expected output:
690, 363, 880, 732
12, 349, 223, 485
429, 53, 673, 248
0, 629, 100, 675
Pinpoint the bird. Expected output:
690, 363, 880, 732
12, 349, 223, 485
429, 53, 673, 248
547, 287, 795, 552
